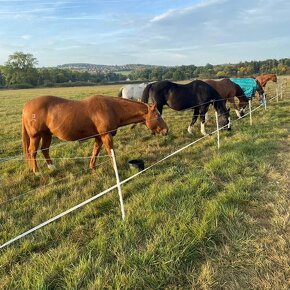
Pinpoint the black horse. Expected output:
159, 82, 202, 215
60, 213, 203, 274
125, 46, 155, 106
141, 80, 230, 135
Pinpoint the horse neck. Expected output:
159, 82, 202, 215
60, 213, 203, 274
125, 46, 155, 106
256, 82, 264, 94
117, 100, 148, 126
213, 98, 226, 114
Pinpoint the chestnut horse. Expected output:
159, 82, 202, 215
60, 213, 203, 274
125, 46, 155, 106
205, 78, 248, 118
254, 74, 277, 88
22, 95, 168, 173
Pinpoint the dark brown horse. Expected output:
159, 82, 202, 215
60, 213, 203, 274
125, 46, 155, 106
22, 95, 168, 173
205, 78, 248, 118
254, 74, 277, 88
142, 80, 230, 136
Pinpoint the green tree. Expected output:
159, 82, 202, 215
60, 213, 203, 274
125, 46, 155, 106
3, 51, 39, 87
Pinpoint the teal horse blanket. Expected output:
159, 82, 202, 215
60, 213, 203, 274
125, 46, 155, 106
230, 78, 257, 99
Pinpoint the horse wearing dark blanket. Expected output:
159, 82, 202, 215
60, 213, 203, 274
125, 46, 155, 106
142, 80, 230, 136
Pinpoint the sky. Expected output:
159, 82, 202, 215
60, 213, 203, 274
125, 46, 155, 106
0, 0, 289, 67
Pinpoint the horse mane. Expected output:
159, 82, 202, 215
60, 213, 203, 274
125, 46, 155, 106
141, 83, 153, 103
254, 79, 264, 94
117, 87, 123, 97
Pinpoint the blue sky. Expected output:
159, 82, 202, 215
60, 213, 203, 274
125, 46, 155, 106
0, 0, 289, 67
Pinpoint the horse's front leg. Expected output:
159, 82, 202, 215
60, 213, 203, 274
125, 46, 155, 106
229, 97, 241, 118
156, 103, 163, 115
188, 107, 199, 135
90, 137, 103, 170
199, 106, 208, 136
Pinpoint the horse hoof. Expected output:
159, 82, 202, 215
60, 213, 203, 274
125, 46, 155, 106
187, 126, 194, 135
34, 171, 40, 176
48, 164, 56, 170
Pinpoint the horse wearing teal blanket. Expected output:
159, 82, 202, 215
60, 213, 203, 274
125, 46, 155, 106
230, 78, 265, 107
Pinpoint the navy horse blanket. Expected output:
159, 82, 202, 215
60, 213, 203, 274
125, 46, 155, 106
230, 78, 257, 99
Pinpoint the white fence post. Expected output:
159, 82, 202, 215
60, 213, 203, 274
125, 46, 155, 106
215, 111, 220, 150
280, 82, 283, 99
111, 149, 125, 220
249, 99, 252, 125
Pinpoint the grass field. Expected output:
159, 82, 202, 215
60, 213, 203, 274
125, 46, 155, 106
0, 78, 289, 289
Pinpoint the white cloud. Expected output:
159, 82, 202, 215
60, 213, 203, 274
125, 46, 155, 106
150, 0, 228, 23
21, 34, 31, 40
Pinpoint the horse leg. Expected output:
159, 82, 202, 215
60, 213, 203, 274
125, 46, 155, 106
199, 106, 208, 136
100, 133, 114, 166
41, 133, 55, 170
156, 103, 163, 115
90, 137, 103, 170
188, 107, 199, 135
229, 97, 241, 118
29, 135, 41, 174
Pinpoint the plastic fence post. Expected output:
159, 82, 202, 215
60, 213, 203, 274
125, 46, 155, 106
215, 111, 220, 150
111, 149, 125, 220
249, 99, 252, 125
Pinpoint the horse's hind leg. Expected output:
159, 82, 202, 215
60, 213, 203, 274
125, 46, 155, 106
90, 137, 103, 170
100, 133, 114, 166
41, 133, 54, 170
29, 135, 41, 174
188, 107, 199, 135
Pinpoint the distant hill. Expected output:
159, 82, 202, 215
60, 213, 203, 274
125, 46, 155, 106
57, 63, 162, 73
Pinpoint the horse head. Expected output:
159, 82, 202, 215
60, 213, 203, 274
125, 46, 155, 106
271, 74, 277, 82
213, 100, 230, 128
238, 95, 249, 117
144, 103, 168, 136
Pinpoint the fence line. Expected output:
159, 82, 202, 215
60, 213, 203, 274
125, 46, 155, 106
1, 91, 284, 250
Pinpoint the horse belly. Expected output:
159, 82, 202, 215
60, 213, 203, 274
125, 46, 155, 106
49, 116, 97, 141
167, 96, 193, 111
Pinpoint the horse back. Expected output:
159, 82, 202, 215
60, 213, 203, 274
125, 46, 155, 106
22, 96, 100, 140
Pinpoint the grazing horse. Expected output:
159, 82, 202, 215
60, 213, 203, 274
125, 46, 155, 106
230, 78, 265, 105
22, 95, 168, 173
205, 78, 248, 118
118, 83, 149, 101
141, 80, 230, 136
254, 74, 277, 88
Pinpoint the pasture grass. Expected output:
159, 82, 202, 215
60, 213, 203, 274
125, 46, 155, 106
0, 78, 289, 289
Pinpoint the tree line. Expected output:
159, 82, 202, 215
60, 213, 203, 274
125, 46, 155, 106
0, 52, 126, 89
0, 52, 289, 89
128, 59, 290, 81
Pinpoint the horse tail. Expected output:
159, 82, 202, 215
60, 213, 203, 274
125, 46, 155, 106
117, 87, 123, 98
141, 83, 152, 103
22, 117, 30, 165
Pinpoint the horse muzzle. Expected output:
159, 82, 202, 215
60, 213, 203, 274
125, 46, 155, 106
152, 128, 168, 136
160, 128, 168, 136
